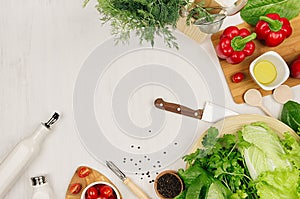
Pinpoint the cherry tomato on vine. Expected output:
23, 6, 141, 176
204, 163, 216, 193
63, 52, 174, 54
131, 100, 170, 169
231, 72, 245, 83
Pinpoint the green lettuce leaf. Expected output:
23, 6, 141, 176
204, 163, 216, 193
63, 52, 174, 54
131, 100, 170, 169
256, 168, 300, 199
240, 122, 300, 198
281, 132, 300, 169
206, 183, 226, 199
281, 100, 300, 133
241, 122, 290, 180
242, 146, 269, 180
177, 164, 232, 199
240, 0, 300, 25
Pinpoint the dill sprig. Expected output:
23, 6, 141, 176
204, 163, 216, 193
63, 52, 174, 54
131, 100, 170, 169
84, 0, 213, 49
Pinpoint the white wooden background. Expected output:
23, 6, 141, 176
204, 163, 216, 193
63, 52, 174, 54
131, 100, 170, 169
0, 0, 299, 198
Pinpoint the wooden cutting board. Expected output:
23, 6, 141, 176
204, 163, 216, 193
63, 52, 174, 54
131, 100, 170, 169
211, 14, 300, 104
65, 166, 122, 199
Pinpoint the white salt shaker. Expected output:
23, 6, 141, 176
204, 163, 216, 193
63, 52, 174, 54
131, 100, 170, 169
31, 175, 54, 199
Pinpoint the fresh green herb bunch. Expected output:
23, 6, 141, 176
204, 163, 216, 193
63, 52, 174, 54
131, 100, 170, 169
84, 0, 188, 49
182, 127, 258, 198
84, 0, 215, 48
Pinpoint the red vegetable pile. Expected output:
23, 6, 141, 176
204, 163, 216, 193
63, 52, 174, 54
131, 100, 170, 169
216, 26, 257, 64
216, 13, 293, 66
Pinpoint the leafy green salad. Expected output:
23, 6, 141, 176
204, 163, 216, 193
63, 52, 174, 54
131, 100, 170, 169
175, 122, 300, 199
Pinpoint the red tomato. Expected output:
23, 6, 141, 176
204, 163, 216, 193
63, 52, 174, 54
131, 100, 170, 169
108, 195, 117, 199
99, 185, 113, 197
231, 72, 244, 83
87, 187, 99, 198
69, 183, 82, 194
290, 59, 300, 78
78, 167, 91, 178
95, 184, 104, 191
96, 196, 108, 199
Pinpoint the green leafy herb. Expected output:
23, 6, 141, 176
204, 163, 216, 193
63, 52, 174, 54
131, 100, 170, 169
176, 164, 232, 199
240, 0, 300, 26
84, 0, 215, 48
181, 127, 257, 198
84, 0, 187, 49
280, 100, 300, 134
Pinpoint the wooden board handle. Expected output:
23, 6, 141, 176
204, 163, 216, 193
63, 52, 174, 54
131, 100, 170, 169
123, 178, 150, 199
154, 98, 203, 120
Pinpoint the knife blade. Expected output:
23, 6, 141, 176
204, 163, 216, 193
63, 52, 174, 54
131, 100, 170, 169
106, 161, 151, 199
154, 98, 238, 123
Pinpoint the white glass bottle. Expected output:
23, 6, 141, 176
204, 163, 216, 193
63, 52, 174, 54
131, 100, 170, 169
0, 113, 59, 198
31, 175, 54, 199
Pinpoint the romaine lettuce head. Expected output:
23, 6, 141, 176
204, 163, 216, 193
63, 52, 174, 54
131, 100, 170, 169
239, 122, 300, 198
240, 122, 291, 180
242, 146, 268, 180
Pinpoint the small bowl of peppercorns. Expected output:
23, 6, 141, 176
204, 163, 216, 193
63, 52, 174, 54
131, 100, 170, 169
154, 170, 184, 199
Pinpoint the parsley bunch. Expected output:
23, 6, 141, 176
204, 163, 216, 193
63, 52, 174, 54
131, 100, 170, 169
182, 127, 258, 198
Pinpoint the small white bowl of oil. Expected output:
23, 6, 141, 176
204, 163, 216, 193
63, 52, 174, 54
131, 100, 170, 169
249, 51, 290, 91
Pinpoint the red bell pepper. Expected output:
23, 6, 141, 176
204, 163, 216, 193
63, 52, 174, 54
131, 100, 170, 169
255, 13, 292, 47
216, 26, 257, 64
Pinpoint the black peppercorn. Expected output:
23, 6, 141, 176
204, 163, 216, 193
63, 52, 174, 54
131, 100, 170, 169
155, 171, 183, 198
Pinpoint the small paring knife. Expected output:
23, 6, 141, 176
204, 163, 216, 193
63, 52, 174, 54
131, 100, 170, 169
106, 161, 151, 199
154, 98, 238, 123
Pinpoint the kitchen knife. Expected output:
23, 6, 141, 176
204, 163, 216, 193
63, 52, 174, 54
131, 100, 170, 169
154, 98, 238, 123
106, 161, 151, 199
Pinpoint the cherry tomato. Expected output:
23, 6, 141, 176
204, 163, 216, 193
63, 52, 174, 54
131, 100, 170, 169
95, 184, 104, 191
290, 59, 300, 78
69, 183, 82, 194
99, 185, 113, 198
108, 195, 117, 199
87, 187, 99, 198
96, 196, 108, 199
231, 72, 244, 83
78, 167, 91, 178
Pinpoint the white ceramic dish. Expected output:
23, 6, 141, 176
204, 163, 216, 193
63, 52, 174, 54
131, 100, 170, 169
80, 181, 121, 199
249, 51, 289, 90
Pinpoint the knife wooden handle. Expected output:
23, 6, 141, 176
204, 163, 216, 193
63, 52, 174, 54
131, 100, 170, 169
154, 98, 203, 120
123, 178, 151, 199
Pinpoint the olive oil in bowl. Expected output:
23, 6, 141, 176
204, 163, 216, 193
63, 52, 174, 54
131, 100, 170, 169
249, 51, 290, 91
253, 60, 277, 85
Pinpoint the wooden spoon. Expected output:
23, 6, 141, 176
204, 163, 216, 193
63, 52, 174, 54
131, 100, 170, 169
273, 85, 293, 104
244, 89, 273, 117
